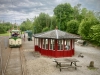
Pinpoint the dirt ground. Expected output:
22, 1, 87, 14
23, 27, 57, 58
23, 37, 100, 75
1, 35, 100, 75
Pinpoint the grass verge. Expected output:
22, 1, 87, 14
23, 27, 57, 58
0, 33, 9, 36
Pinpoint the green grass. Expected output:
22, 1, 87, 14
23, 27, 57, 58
0, 32, 9, 36
87, 66, 98, 70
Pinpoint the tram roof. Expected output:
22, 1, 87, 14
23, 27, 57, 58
33, 29, 81, 39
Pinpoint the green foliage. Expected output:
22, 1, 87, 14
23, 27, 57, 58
4, 22, 12, 31
0, 32, 9, 36
1, 2, 100, 46
20, 18, 33, 31
80, 8, 88, 19
94, 12, 100, 23
33, 13, 57, 34
0, 22, 12, 34
78, 10, 99, 39
0, 25, 6, 34
36, 13, 49, 32
89, 24, 100, 46
73, 4, 82, 22
33, 13, 46, 33
78, 20, 91, 39
53, 3, 74, 31
67, 20, 79, 34
42, 27, 49, 32
50, 16, 57, 30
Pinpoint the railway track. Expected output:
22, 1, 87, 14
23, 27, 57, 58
3, 47, 27, 75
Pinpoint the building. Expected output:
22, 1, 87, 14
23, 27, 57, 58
33, 29, 80, 58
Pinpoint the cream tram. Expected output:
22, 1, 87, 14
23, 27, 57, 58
9, 29, 22, 47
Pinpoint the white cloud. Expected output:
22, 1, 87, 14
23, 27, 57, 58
0, 0, 99, 24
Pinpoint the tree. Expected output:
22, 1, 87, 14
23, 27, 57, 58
67, 20, 79, 34
0, 22, 13, 34
80, 8, 88, 20
50, 16, 57, 30
33, 13, 57, 33
78, 20, 91, 39
33, 15, 44, 33
3, 22, 12, 31
0, 23, 6, 33
73, 4, 82, 21
95, 12, 100, 22
53, 3, 74, 31
20, 18, 33, 31
78, 10, 99, 39
90, 24, 100, 45
42, 27, 49, 32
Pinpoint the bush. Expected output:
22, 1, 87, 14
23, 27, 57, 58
66, 20, 79, 34
0, 26, 6, 34
42, 27, 49, 32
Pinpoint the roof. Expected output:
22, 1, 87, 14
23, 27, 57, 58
33, 29, 80, 39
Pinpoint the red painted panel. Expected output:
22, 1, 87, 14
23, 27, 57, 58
56, 50, 64, 57
40, 48, 48, 56
40, 48, 43, 55
52, 50, 56, 57
63, 50, 67, 57
34, 45, 74, 58
72, 49, 74, 55
69, 50, 72, 57
35, 45, 39, 51
48, 50, 52, 56
63, 50, 72, 57
41, 48, 45, 55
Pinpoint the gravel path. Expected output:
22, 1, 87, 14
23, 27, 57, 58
23, 42, 100, 75
1, 35, 100, 75
5, 48, 22, 75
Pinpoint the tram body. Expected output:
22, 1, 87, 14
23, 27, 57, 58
9, 29, 22, 47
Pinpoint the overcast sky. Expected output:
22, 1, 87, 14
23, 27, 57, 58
0, 0, 100, 24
